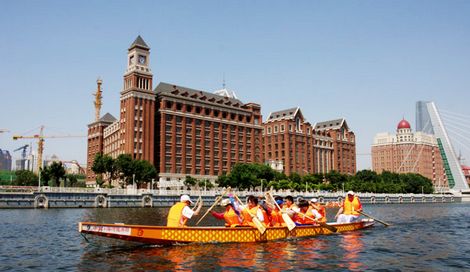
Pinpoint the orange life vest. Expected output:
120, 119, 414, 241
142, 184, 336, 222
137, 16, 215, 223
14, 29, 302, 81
167, 202, 188, 227
295, 207, 317, 225
242, 205, 270, 227
314, 205, 327, 223
270, 209, 284, 227
343, 196, 361, 215
223, 207, 241, 227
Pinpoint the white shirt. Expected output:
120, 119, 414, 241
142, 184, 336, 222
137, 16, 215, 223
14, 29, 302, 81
182, 205, 195, 219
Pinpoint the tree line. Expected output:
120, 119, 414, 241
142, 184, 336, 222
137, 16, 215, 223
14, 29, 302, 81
0, 162, 85, 187
216, 163, 435, 194
92, 153, 157, 188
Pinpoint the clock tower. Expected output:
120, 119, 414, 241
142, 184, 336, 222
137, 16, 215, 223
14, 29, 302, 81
120, 35, 155, 163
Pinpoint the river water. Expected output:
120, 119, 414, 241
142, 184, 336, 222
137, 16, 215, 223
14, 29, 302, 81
1, 203, 469, 271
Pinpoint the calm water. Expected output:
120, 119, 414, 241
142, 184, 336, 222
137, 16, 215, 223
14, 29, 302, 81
1, 203, 469, 271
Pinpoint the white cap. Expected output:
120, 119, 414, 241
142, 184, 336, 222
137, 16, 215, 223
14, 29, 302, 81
310, 198, 318, 203
220, 198, 231, 206
180, 194, 193, 203
347, 190, 355, 196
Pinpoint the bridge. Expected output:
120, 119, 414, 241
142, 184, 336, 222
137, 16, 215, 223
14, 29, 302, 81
416, 101, 470, 198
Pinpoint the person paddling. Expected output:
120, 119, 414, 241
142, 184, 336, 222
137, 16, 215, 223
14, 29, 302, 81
167, 194, 203, 227
293, 200, 322, 225
241, 195, 270, 227
310, 198, 327, 223
335, 191, 362, 223
210, 198, 243, 227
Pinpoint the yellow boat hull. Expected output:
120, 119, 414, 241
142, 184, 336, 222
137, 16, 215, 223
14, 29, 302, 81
79, 220, 374, 245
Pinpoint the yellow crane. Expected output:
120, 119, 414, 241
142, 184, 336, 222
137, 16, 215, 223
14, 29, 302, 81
12, 126, 85, 174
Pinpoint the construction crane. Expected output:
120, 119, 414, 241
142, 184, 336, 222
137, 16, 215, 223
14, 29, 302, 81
12, 126, 85, 174
0, 129, 9, 133
13, 144, 29, 170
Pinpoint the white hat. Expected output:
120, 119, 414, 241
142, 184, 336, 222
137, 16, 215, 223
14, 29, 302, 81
180, 194, 193, 203
310, 198, 318, 203
347, 190, 355, 196
220, 198, 231, 206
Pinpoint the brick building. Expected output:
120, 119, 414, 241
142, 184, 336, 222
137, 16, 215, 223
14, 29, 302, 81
262, 108, 354, 176
86, 36, 263, 186
314, 119, 356, 175
371, 119, 446, 189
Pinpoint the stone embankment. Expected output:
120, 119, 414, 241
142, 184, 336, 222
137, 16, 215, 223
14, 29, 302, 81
0, 186, 458, 209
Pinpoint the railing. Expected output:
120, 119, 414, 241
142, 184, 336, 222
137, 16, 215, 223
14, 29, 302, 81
0, 185, 451, 198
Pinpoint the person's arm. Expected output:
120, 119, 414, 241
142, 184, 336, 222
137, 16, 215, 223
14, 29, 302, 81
210, 211, 225, 220
192, 200, 203, 215
312, 209, 322, 220
256, 207, 265, 222
335, 207, 344, 219
356, 198, 363, 212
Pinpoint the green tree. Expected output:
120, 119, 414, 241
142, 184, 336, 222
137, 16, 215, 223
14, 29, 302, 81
40, 166, 51, 186
114, 154, 134, 186
133, 159, 157, 188
14, 170, 38, 186
49, 161, 66, 187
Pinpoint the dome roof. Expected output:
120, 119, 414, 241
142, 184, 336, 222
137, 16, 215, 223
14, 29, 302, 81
397, 119, 411, 129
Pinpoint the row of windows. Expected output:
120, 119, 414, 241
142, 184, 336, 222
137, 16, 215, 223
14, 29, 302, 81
165, 101, 258, 124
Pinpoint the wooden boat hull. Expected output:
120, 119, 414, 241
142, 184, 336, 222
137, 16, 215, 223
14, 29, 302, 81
79, 219, 374, 245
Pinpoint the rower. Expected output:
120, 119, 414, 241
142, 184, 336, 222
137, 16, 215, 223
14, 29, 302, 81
309, 198, 327, 223
293, 200, 322, 225
335, 191, 362, 223
283, 195, 299, 218
241, 195, 270, 227
210, 198, 243, 227
167, 194, 203, 227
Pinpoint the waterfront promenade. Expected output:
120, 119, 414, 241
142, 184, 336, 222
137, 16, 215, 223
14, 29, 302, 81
0, 186, 457, 208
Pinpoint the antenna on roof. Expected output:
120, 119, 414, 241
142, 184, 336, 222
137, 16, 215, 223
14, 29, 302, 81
222, 72, 226, 89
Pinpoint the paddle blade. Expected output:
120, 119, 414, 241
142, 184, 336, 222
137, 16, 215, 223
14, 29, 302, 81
252, 216, 267, 234
319, 222, 338, 233
282, 213, 296, 231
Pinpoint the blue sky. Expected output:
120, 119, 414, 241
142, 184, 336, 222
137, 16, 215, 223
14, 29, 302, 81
1, 0, 470, 170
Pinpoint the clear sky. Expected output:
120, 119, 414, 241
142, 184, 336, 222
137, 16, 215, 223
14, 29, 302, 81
1, 0, 470, 170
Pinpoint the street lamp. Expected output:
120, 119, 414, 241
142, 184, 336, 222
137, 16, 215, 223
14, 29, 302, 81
133, 174, 136, 192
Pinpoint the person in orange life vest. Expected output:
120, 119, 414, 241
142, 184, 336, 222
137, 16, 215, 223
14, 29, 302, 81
335, 191, 362, 223
210, 198, 242, 227
241, 195, 270, 227
166, 194, 203, 227
293, 200, 322, 225
283, 195, 299, 218
310, 198, 327, 223
270, 197, 286, 227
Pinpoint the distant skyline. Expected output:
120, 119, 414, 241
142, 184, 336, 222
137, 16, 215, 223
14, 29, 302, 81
1, 1, 470, 170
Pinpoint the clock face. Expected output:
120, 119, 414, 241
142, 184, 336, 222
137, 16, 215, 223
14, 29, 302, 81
138, 55, 146, 64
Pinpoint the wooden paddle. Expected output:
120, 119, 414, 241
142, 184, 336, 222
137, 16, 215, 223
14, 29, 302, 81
265, 192, 296, 231
234, 195, 267, 234
296, 211, 338, 233
196, 187, 230, 225
358, 211, 391, 226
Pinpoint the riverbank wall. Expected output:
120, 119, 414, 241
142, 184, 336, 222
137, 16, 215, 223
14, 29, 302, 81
0, 187, 458, 208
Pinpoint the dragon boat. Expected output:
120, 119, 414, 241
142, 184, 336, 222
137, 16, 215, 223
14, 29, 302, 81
78, 219, 374, 245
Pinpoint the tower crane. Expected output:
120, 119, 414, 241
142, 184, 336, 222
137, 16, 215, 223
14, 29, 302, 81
0, 129, 9, 133
13, 144, 29, 170
12, 126, 85, 174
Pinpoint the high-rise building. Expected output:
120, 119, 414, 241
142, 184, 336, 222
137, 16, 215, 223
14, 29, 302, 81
371, 118, 446, 188
416, 101, 434, 134
0, 149, 12, 171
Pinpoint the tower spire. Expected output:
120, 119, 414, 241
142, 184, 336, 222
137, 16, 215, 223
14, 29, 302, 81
93, 78, 103, 121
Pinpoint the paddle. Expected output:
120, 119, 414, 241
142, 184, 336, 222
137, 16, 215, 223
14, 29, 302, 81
234, 195, 267, 234
296, 211, 338, 233
196, 187, 230, 225
265, 192, 296, 231
358, 211, 391, 227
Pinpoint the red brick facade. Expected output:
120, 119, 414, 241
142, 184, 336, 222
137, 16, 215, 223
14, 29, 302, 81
155, 83, 263, 183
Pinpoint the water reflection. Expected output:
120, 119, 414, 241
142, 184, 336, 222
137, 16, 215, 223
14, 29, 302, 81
338, 232, 364, 271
